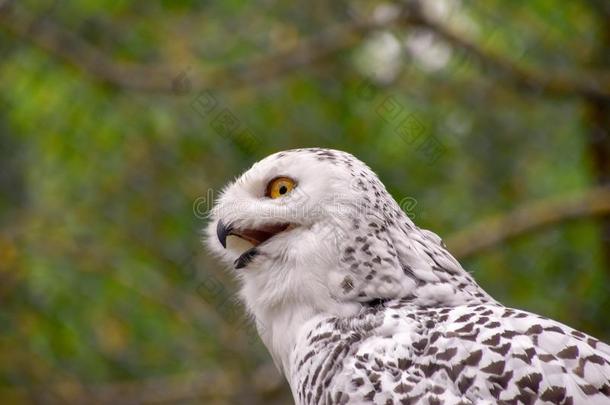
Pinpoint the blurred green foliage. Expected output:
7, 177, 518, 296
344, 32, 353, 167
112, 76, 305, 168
1, 0, 609, 403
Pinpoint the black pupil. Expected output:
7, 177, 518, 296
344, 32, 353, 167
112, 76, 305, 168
279, 185, 287, 194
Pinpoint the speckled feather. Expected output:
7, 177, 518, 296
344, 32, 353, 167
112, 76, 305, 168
206, 148, 610, 404
292, 303, 610, 404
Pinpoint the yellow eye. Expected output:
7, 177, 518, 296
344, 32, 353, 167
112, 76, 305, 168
266, 177, 296, 199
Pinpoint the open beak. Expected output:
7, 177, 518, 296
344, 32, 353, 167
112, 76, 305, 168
216, 219, 292, 269
217, 219, 291, 248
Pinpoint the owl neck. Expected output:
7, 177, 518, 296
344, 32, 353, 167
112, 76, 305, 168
242, 275, 362, 378
257, 304, 307, 376
388, 222, 495, 305
256, 302, 350, 379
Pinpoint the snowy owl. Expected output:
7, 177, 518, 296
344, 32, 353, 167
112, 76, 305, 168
206, 148, 610, 404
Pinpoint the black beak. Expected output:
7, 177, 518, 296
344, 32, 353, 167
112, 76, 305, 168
216, 219, 233, 248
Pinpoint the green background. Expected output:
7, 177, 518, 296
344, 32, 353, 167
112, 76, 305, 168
1, 0, 609, 403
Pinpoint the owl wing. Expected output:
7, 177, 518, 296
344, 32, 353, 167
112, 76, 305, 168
291, 302, 610, 404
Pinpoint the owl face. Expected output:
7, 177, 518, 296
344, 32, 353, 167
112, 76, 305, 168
208, 149, 358, 268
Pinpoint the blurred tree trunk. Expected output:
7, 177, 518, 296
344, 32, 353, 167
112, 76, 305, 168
585, 2, 610, 270
0, 112, 25, 302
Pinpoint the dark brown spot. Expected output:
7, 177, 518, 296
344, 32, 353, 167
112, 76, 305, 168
429, 397, 441, 405
587, 338, 599, 348
540, 386, 566, 402
398, 358, 412, 370
436, 347, 458, 361
458, 376, 474, 393
587, 354, 605, 365
526, 325, 543, 335
476, 316, 490, 325
447, 363, 465, 381
557, 345, 579, 359
513, 353, 532, 365
455, 322, 474, 333
501, 330, 520, 339
579, 384, 598, 395
394, 382, 412, 394
455, 313, 474, 323
419, 362, 440, 377
310, 332, 332, 343
463, 350, 483, 366
412, 338, 428, 352
573, 358, 586, 378
430, 332, 441, 344
490, 343, 511, 356
364, 390, 375, 400
515, 312, 528, 318
488, 370, 513, 389
544, 325, 566, 334
341, 277, 354, 293
481, 360, 505, 375
516, 373, 542, 393
483, 333, 501, 346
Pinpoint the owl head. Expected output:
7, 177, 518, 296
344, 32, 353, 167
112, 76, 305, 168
206, 148, 473, 322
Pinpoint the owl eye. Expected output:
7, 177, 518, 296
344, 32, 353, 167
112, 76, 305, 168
266, 176, 296, 199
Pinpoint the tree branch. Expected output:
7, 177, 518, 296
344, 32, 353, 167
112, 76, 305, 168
446, 186, 610, 260
0, 4, 411, 92
409, 4, 610, 99
5, 2, 610, 97
4, 1, 610, 97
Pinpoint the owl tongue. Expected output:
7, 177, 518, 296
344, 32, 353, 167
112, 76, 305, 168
232, 223, 291, 246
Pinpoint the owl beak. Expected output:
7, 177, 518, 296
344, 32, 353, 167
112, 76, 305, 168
217, 220, 291, 249
216, 219, 232, 248
216, 219, 293, 270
